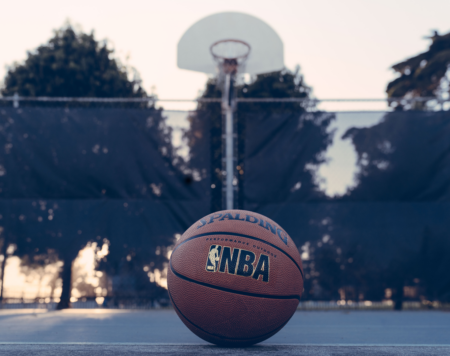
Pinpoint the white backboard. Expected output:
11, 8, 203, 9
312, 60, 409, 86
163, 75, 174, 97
178, 12, 284, 75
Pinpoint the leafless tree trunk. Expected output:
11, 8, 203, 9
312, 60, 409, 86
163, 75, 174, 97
0, 236, 7, 303
56, 256, 74, 310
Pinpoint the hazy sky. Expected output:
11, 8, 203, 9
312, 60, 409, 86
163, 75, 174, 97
1, 0, 450, 108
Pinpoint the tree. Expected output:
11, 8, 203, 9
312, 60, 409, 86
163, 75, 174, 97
417, 227, 450, 302
0, 228, 7, 302
386, 31, 450, 110
185, 67, 332, 210
340, 110, 450, 305
0, 107, 181, 309
1, 24, 146, 98
237, 66, 315, 113
0, 25, 181, 309
342, 111, 450, 201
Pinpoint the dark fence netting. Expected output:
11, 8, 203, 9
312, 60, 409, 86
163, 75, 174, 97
183, 106, 217, 211
242, 110, 450, 304
1, 106, 450, 307
0, 107, 209, 305
342, 110, 450, 201
243, 111, 335, 207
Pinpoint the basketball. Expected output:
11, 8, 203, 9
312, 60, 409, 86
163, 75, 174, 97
168, 209, 304, 346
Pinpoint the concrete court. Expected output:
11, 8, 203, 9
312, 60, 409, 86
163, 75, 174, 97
0, 309, 449, 355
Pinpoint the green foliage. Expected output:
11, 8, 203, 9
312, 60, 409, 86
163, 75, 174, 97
1, 25, 146, 98
237, 66, 314, 112
196, 66, 314, 111
185, 67, 329, 211
342, 111, 450, 201
0, 106, 176, 308
387, 31, 450, 110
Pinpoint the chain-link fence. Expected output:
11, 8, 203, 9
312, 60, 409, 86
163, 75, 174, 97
1, 96, 450, 309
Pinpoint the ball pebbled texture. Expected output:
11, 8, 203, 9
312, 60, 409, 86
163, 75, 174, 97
168, 209, 304, 347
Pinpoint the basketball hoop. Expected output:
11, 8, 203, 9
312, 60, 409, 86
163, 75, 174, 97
178, 13, 283, 211
210, 39, 251, 76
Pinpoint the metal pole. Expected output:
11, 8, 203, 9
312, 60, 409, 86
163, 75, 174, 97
13, 93, 19, 108
223, 73, 234, 210
0, 226, 6, 304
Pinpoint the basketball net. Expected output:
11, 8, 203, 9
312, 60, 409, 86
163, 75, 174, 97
210, 39, 251, 83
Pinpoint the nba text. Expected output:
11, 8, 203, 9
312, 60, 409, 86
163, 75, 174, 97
205, 245, 270, 282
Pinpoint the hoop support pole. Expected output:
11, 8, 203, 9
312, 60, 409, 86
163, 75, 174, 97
223, 73, 234, 210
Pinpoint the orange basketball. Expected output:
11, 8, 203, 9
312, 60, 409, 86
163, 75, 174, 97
168, 209, 304, 346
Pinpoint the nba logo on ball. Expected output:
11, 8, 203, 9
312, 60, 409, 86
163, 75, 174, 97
168, 210, 304, 347
206, 245, 222, 272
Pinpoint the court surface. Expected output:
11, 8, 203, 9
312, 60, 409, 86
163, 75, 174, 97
0, 309, 449, 355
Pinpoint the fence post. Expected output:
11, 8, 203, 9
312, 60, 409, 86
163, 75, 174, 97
13, 93, 19, 108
